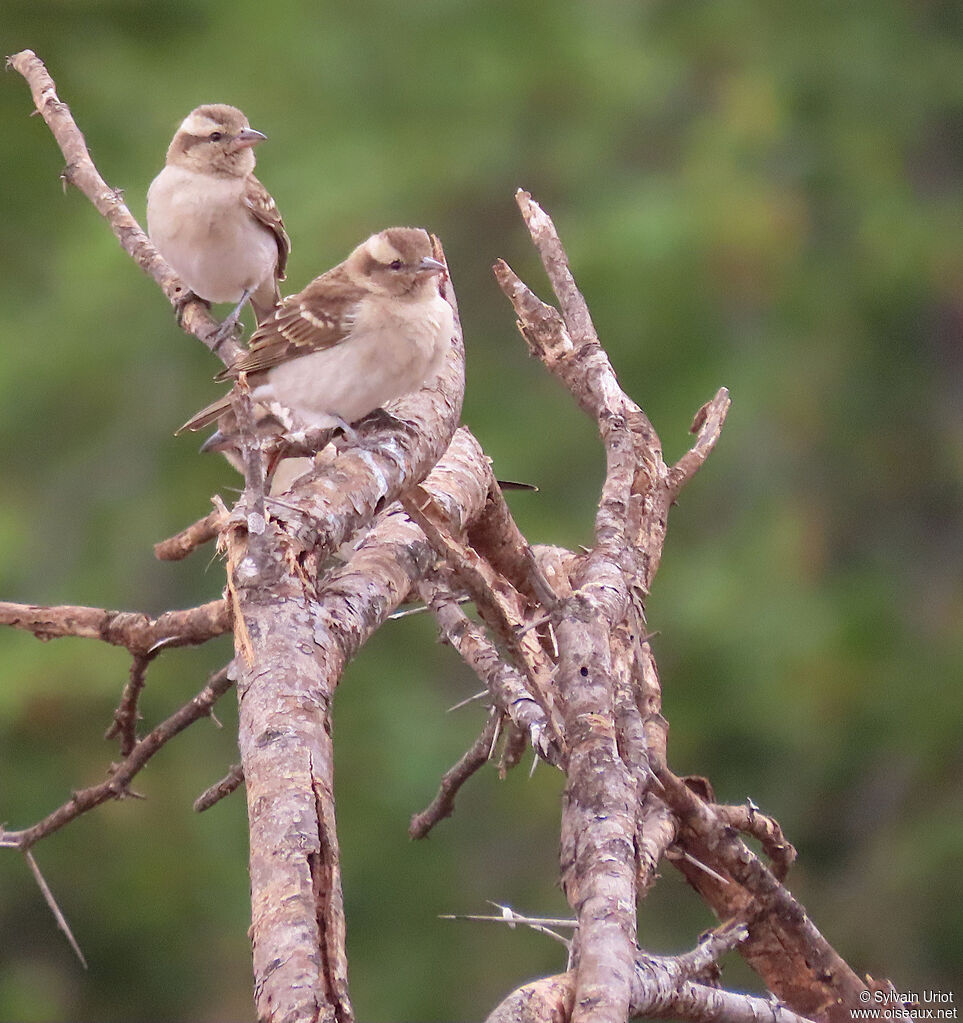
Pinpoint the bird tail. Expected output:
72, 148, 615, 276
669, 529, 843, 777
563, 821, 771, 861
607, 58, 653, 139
176, 393, 233, 434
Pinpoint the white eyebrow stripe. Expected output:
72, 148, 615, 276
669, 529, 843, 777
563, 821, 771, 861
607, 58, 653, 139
179, 112, 220, 136
366, 233, 401, 265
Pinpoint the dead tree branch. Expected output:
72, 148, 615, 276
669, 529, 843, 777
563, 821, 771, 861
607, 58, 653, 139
154, 506, 229, 561
486, 925, 819, 1023
194, 764, 245, 813
653, 761, 870, 1019
6, 49, 242, 364
418, 576, 562, 767
3, 51, 902, 1023
409, 709, 502, 839
0, 666, 233, 851
480, 192, 877, 1023
0, 598, 230, 653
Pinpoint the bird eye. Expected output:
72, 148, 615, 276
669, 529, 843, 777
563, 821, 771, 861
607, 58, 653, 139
209, 131, 224, 142
389, 259, 403, 270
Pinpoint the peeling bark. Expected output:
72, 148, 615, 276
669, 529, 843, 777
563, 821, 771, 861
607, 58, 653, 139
3, 53, 902, 1023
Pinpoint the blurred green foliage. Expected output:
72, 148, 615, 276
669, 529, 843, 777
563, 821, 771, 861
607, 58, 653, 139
0, 1, 960, 1019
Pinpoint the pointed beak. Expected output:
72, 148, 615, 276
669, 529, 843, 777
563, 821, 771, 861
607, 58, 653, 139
230, 128, 267, 152
199, 429, 231, 454
417, 256, 446, 275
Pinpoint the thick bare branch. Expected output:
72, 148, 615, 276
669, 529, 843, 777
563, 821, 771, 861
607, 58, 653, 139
653, 761, 871, 1020
233, 396, 483, 1022
485, 972, 577, 1023
0, 598, 230, 654
637, 795, 678, 894
487, 925, 819, 1023
556, 607, 638, 1023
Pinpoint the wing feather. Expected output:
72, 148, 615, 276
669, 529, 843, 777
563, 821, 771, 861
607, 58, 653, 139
216, 265, 364, 381
244, 173, 291, 281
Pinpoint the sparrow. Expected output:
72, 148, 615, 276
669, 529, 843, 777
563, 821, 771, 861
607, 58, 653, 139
178, 226, 454, 466
147, 104, 290, 340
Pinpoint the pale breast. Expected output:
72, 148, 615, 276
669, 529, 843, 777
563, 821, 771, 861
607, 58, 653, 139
147, 166, 277, 303
254, 292, 454, 426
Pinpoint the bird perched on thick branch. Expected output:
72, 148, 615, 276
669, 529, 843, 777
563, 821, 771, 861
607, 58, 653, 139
147, 104, 290, 344
178, 226, 454, 487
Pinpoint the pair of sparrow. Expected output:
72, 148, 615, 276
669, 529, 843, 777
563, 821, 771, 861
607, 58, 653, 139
147, 104, 453, 461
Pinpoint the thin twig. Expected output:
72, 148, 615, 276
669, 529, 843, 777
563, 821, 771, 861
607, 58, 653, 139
714, 800, 797, 882
419, 578, 562, 766
194, 764, 245, 812
154, 508, 227, 561
668, 387, 732, 499
404, 491, 565, 746
658, 920, 748, 981
104, 651, 157, 755
0, 667, 233, 850
409, 710, 501, 839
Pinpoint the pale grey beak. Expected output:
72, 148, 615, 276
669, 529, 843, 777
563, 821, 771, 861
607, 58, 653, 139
230, 128, 267, 151
417, 256, 446, 275
199, 429, 231, 454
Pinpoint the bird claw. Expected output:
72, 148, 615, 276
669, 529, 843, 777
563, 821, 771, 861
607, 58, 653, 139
330, 417, 360, 444
173, 288, 210, 328
364, 407, 410, 434
205, 313, 244, 351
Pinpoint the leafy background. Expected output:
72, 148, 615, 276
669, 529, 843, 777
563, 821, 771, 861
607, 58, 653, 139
1, 2, 960, 1020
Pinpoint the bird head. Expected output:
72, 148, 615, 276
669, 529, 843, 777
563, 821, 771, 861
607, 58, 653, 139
166, 104, 266, 177
347, 228, 447, 297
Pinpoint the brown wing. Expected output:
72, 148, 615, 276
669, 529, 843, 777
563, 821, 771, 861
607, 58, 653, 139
244, 173, 290, 282
215, 266, 365, 381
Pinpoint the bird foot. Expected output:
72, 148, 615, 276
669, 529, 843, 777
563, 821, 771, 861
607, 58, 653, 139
204, 312, 244, 351
358, 407, 411, 435
173, 288, 211, 328
329, 416, 360, 445
205, 287, 254, 350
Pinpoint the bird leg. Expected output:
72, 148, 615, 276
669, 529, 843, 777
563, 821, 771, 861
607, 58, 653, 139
263, 403, 360, 450
205, 289, 251, 350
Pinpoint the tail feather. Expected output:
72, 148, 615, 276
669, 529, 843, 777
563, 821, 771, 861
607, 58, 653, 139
176, 393, 233, 435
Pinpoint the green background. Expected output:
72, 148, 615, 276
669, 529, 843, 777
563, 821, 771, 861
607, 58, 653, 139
1, 2, 960, 1020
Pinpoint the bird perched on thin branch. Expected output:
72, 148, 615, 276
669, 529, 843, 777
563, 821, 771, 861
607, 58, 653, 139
147, 104, 290, 343
178, 226, 454, 480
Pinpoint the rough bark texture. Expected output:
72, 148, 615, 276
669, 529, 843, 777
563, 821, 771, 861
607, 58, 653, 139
228, 266, 465, 1021
2, 53, 908, 1023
